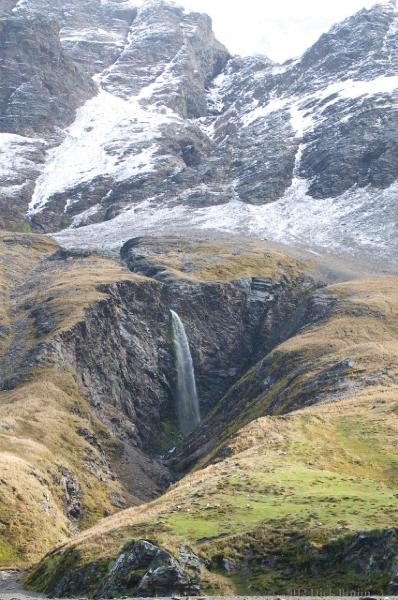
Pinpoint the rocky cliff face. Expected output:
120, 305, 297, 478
0, 0, 397, 263
0, 232, 321, 565
31, 237, 316, 483
25, 272, 398, 597
0, 15, 95, 136
0, 10, 95, 230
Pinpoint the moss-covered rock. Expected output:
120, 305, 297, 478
29, 540, 202, 598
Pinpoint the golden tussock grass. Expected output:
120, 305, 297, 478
44, 278, 398, 572
128, 236, 306, 282
0, 370, 130, 567
0, 233, 147, 567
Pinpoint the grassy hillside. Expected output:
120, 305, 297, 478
190, 276, 398, 461
0, 233, 145, 567
0, 232, 309, 569
28, 388, 398, 595
28, 276, 398, 595
121, 236, 305, 281
0, 370, 132, 566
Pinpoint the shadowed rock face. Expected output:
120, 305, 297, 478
0, 15, 96, 135
0, 134, 47, 231
9, 0, 137, 76
36, 244, 314, 463
0, 10, 96, 230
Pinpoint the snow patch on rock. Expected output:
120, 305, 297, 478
28, 89, 181, 215
54, 177, 398, 263
0, 133, 46, 183
242, 75, 398, 131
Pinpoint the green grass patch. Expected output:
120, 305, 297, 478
0, 536, 20, 565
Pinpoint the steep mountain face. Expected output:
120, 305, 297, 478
0, 15, 95, 136
0, 11, 95, 230
1, 0, 398, 263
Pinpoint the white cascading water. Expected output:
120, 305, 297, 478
170, 310, 201, 436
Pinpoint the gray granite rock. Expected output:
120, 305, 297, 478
1, 0, 398, 263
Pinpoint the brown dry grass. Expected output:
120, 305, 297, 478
0, 233, 146, 567
0, 233, 56, 355
39, 278, 398, 574
274, 276, 398, 405
127, 236, 305, 282
0, 370, 130, 567
0, 232, 144, 357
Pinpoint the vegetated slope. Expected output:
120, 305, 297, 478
171, 276, 398, 470
0, 232, 314, 568
27, 276, 398, 597
0, 232, 149, 566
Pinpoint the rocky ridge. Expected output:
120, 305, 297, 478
0, 1, 398, 262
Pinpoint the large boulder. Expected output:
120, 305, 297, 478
98, 540, 201, 597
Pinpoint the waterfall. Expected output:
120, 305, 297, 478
170, 310, 201, 436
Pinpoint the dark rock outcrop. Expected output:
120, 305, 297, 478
0, 15, 95, 136
205, 527, 398, 596
99, 540, 201, 598
32, 539, 201, 598
312, 528, 398, 594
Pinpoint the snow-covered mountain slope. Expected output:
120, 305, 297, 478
1, 0, 398, 263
